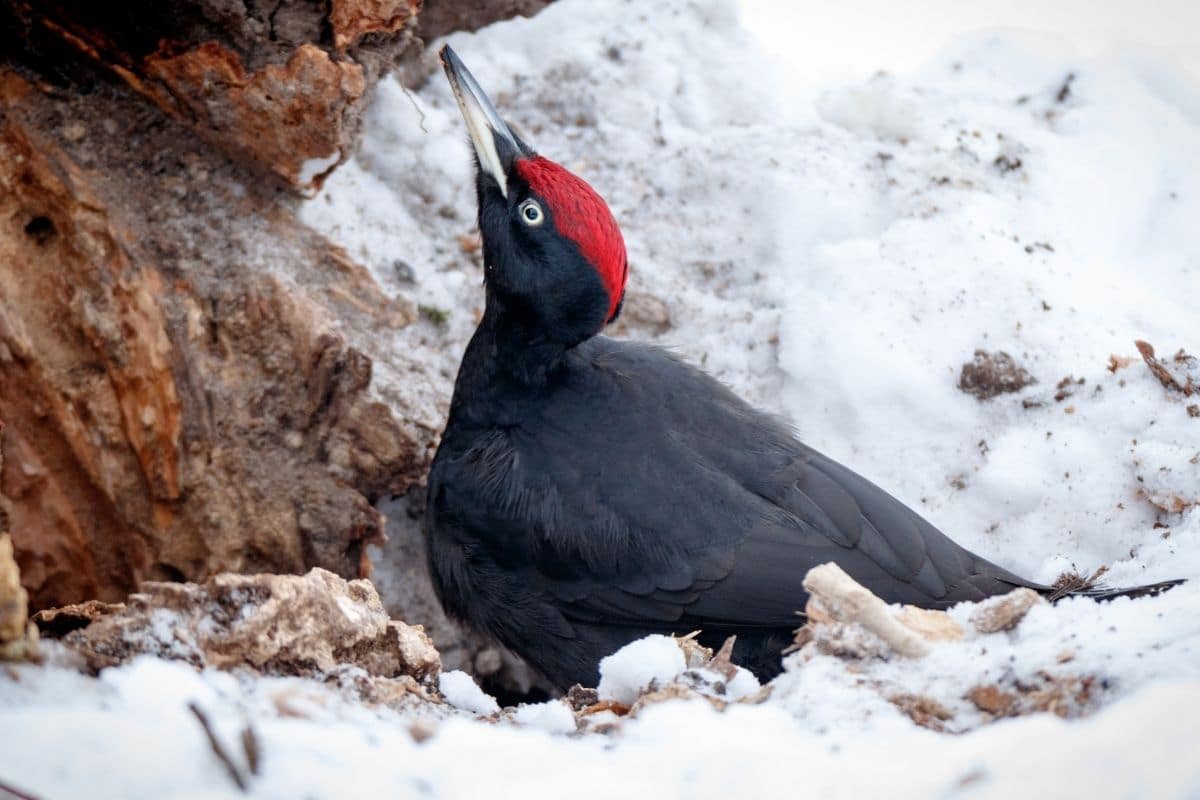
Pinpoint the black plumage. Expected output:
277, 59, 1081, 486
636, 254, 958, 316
426, 46, 1180, 690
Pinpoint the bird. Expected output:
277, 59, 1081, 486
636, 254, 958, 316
424, 45, 1182, 690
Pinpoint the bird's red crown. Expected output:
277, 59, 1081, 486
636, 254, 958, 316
517, 156, 627, 323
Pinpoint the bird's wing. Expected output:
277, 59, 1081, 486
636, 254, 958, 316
688, 444, 1034, 624
522, 443, 1030, 635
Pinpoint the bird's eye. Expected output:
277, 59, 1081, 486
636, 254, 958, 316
519, 199, 544, 226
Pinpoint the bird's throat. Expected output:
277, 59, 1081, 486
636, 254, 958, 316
447, 299, 570, 426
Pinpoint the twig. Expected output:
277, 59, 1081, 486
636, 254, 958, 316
241, 725, 261, 776
399, 82, 428, 134
188, 702, 248, 792
0, 777, 43, 800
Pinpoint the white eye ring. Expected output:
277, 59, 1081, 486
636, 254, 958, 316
519, 199, 545, 226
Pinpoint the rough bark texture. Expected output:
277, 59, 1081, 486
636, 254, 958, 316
0, 0, 424, 191
331, 0, 422, 51
0, 70, 426, 609
0, 0, 557, 697
56, 568, 441, 682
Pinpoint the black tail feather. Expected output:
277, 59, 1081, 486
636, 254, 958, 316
1052, 578, 1186, 602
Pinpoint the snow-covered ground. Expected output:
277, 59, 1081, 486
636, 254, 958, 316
4, 0, 1200, 796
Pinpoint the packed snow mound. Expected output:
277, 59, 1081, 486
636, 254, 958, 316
597, 635, 687, 705
438, 670, 500, 716
592, 633, 762, 713
509, 697, 578, 734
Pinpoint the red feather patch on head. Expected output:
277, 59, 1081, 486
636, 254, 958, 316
516, 156, 627, 322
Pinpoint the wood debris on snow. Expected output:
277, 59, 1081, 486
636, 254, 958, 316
969, 588, 1044, 633
1135, 340, 1198, 396
801, 562, 965, 658
43, 568, 442, 710
789, 562, 1121, 731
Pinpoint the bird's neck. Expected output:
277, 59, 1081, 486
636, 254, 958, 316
447, 297, 573, 426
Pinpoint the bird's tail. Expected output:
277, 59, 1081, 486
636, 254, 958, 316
1050, 578, 1185, 602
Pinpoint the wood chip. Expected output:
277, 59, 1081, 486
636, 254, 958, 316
1135, 340, 1195, 395
967, 684, 1016, 716
970, 587, 1044, 633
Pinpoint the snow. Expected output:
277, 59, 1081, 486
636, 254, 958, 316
723, 666, 761, 700
438, 670, 500, 716
739, 0, 1200, 89
597, 634, 688, 704
5, 0, 1200, 796
3, 655, 1198, 798
509, 699, 578, 734
297, 151, 341, 186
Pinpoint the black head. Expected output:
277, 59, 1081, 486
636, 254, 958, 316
441, 46, 628, 350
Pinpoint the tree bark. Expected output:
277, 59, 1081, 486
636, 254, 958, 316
0, 0, 555, 698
